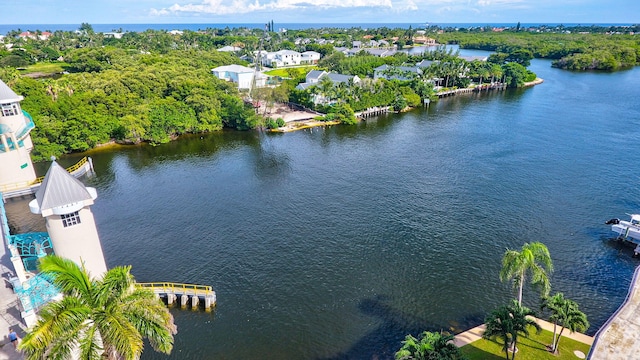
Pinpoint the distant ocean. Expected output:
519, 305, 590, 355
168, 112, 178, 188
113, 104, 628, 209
0, 22, 635, 34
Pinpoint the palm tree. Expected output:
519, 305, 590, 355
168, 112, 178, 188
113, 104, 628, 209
500, 242, 553, 305
483, 305, 514, 359
541, 293, 589, 353
19, 255, 177, 360
483, 300, 541, 360
395, 331, 464, 360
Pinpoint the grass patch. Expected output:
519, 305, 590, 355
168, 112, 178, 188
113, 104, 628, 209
461, 329, 590, 360
21, 62, 66, 75
264, 65, 317, 78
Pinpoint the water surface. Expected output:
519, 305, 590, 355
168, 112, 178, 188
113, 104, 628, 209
5, 57, 640, 359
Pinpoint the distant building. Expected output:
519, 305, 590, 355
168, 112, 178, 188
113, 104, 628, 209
261, 50, 303, 68
167, 30, 183, 35
300, 51, 321, 64
218, 45, 242, 52
412, 36, 437, 45
211, 64, 266, 90
296, 70, 361, 104
373, 64, 422, 81
364, 49, 397, 57
18, 31, 51, 40
103, 32, 124, 39
416, 60, 435, 68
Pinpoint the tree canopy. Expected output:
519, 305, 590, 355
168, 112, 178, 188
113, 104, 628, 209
19, 255, 176, 360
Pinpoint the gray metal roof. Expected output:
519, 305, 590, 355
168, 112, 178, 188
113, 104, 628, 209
0, 79, 23, 103
306, 70, 326, 81
35, 161, 92, 211
326, 73, 354, 83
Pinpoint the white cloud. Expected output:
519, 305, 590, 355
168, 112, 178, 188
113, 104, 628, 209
476, 0, 523, 6
151, 0, 396, 16
148, 0, 535, 18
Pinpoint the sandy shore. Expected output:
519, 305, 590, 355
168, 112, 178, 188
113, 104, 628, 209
269, 120, 340, 133
263, 103, 319, 123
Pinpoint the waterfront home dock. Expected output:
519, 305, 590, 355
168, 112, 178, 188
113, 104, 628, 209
0, 157, 94, 201
588, 266, 640, 359
138, 282, 217, 310
356, 106, 391, 119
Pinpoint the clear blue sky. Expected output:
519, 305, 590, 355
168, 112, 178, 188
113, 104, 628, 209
2, 0, 637, 25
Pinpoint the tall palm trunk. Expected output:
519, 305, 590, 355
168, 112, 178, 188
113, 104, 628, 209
553, 326, 567, 353
518, 272, 525, 305
551, 321, 558, 351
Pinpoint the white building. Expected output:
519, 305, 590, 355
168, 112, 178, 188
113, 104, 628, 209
211, 64, 267, 90
29, 161, 108, 278
296, 70, 361, 104
0, 79, 37, 188
301, 51, 321, 64
261, 50, 302, 68
218, 45, 242, 52
103, 32, 124, 39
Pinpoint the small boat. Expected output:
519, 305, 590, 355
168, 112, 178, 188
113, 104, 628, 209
606, 214, 640, 255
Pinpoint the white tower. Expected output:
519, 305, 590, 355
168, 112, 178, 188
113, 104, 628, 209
0, 79, 37, 187
29, 161, 108, 277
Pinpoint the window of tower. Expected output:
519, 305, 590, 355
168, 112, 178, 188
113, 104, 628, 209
1, 103, 19, 117
61, 211, 81, 227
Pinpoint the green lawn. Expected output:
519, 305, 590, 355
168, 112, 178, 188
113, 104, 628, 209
21, 62, 66, 75
264, 65, 317, 78
461, 329, 591, 360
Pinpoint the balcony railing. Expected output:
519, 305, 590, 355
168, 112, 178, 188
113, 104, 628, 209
16, 110, 35, 141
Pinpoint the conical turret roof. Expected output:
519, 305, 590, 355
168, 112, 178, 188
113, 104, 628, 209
35, 161, 93, 211
0, 79, 23, 103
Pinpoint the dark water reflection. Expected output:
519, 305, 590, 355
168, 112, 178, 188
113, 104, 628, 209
5, 57, 640, 359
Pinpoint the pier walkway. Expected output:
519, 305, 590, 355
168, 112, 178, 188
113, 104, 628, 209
355, 106, 391, 119
588, 265, 640, 359
138, 282, 216, 310
0, 157, 94, 201
454, 316, 593, 348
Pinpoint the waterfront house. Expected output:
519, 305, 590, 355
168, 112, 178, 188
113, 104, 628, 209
416, 60, 435, 68
374, 64, 422, 81
412, 36, 437, 45
211, 64, 266, 90
261, 50, 302, 68
365, 48, 397, 57
296, 71, 361, 104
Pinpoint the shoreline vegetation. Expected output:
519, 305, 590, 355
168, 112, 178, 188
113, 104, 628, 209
268, 77, 543, 133
0, 23, 631, 161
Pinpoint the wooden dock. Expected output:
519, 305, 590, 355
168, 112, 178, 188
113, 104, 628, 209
138, 282, 217, 310
437, 83, 507, 98
1, 157, 94, 201
356, 106, 391, 119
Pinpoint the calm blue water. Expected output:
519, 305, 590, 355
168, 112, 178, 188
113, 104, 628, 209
5, 56, 640, 359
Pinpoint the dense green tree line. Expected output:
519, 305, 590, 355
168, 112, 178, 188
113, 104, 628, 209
0, 25, 537, 159
0, 48, 259, 161
433, 32, 639, 70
